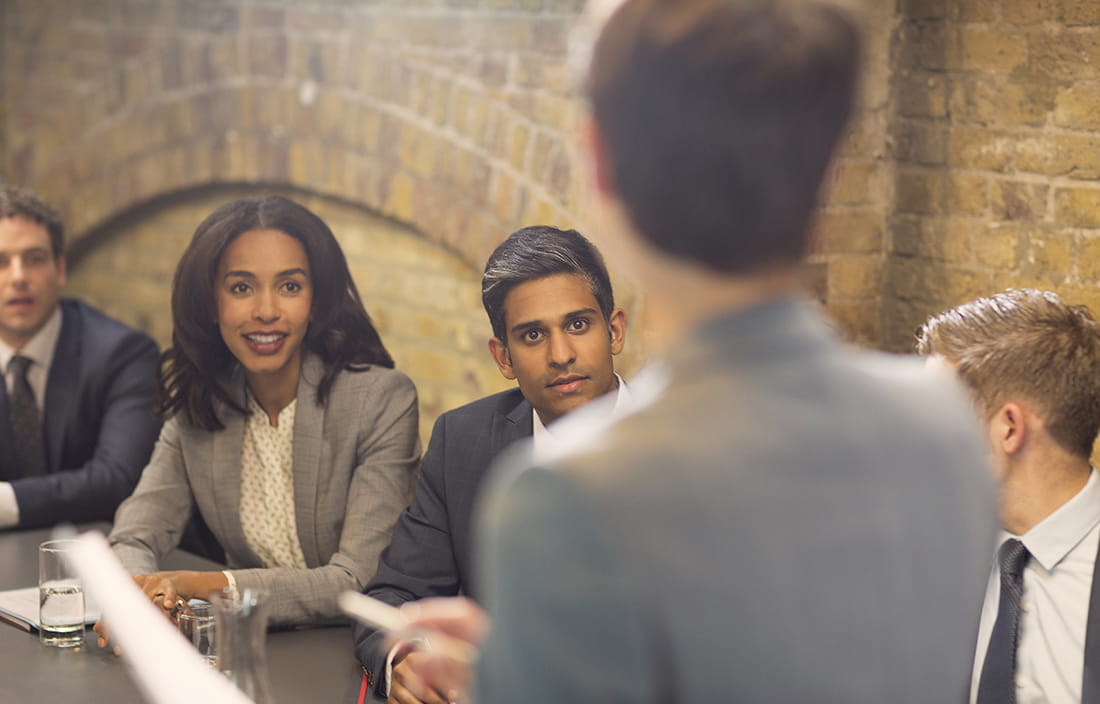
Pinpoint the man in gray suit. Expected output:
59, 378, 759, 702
355, 226, 628, 702
400, 1, 998, 702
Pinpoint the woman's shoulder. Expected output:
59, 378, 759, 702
332, 363, 415, 394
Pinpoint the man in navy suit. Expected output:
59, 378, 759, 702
0, 186, 160, 529
353, 225, 628, 702
919, 289, 1100, 704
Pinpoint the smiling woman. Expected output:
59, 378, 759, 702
100, 196, 421, 640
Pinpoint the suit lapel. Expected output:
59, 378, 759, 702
0, 383, 15, 480
493, 391, 533, 452
210, 373, 251, 563
43, 303, 80, 473
291, 354, 325, 567
1082, 536, 1100, 704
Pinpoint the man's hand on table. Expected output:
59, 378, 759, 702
386, 598, 489, 704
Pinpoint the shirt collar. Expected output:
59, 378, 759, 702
1011, 467, 1100, 572
246, 391, 297, 430
532, 373, 630, 446
0, 306, 62, 374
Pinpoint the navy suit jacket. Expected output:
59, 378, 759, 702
1081, 540, 1100, 703
353, 386, 532, 697
0, 298, 160, 528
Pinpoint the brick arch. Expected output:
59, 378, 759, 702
14, 8, 585, 271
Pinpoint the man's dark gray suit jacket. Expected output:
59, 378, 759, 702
473, 299, 999, 704
353, 386, 532, 697
0, 298, 159, 528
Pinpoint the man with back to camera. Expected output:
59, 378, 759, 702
0, 185, 160, 528
396, 1, 999, 702
918, 289, 1100, 704
353, 225, 628, 703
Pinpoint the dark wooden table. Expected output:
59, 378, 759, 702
0, 526, 364, 703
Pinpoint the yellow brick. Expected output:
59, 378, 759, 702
943, 268, 993, 304
1081, 237, 1100, 282
1000, 0, 1054, 24
828, 161, 879, 205
898, 73, 948, 119
948, 128, 1013, 172
955, 29, 1028, 72
828, 255, 882, 300
385, 171, 417, 223
948, 174, 988, 216
1054, 85, 1100, 131
903, 0, 947, 20
896, 169, 944, 215
1056, 188, 1100, 228
953, 77, 1055, 128
1025, 233, 1074, 285
1018, 134, 1100, 179
509, 123, 530, 172
1061, 4, 1100, 25
992, 180, 1048, 222
813, 211, 884, 255
1029, 30, 1100, 82
825, 299, 881, 346
972, 223, 1022, 269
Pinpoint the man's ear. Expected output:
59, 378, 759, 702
488, 337, 516, 380
56, 254, 67, 287
582, 116, 616, 198
989, 402, 1027, 457
608, 307, 626, 355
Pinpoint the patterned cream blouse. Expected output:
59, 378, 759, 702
239, 394, 308, 569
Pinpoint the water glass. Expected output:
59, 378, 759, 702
38, 539, 85, 647
178, 600, 217, 667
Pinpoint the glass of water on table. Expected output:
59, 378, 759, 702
38, 539, 85, 647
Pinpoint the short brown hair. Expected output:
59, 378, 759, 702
585, 0, 861, 273
0, 186, 64, 258
917, 289, 1100, 458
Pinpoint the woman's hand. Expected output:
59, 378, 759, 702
93, 570, 230, 652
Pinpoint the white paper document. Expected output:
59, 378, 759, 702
61, 529, 253, 704
0, 585, 101, 632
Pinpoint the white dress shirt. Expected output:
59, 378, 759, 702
0, 307, 63, 527
532, 373, 633, 452
970, 468, 1100, 704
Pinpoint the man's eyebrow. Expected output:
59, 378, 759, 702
509, 308, 600, 337
510, 319, 544, 337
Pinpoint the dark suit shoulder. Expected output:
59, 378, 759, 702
437, 387, 529, 428
60, 298, 157, 354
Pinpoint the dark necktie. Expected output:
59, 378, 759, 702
976, 538, 1031, 704
8, 355, 47, 477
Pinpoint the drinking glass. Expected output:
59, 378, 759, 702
38, 539, 85, 647
177, 600, 217, 667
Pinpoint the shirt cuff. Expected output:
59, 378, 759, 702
0, 482, 19, 528
384, 642, 400, 697
222, 570, 237, 593
385, 636, 428, 697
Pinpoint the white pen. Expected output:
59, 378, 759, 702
338, 591, 479, 664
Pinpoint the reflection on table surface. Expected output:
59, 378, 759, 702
0, 525, 362, 704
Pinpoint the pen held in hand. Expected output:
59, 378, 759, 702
338, 591, 479, 664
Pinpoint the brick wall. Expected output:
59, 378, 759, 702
886, 0, 1100, 351
10, 0, 1098, 373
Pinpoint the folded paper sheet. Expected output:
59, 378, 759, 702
61, 529, 253, 704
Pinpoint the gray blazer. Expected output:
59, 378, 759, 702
473, 299, 998, 704
109, 354, 421, 627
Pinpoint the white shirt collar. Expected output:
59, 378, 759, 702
1010, 467, 1100, 572
0, 306, 63, 399
531, 372, 636, 454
